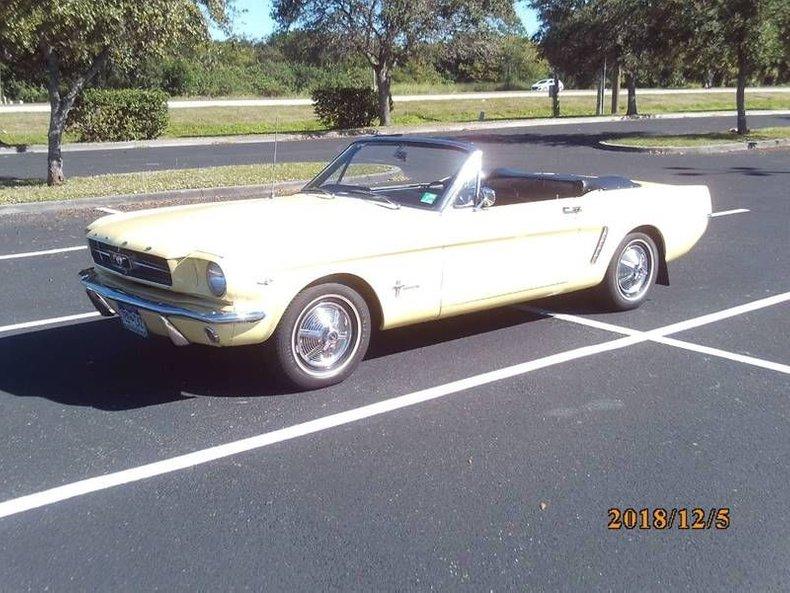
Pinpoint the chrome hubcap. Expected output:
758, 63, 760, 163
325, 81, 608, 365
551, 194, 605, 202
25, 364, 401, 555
617, 240, 652, 299
292, 297, 358, 376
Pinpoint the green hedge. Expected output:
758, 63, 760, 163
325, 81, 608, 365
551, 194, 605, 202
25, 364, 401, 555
69, 89, 169, 142
311, 86, 378, 129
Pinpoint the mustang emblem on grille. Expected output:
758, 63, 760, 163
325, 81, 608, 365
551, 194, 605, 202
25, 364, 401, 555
111, 253, 133, 270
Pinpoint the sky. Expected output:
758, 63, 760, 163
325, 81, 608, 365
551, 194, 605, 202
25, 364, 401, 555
213, 0, 540, 40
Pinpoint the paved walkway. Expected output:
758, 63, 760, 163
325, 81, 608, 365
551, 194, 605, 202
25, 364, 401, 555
2, 86, 788, 113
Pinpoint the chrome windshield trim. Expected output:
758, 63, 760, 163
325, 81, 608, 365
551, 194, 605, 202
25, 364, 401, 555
79, 268, 265, 324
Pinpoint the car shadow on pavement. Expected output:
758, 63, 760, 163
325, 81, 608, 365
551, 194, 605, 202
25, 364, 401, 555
367, 306, 544, 358
462, 131, 606, 149
0, 319, 280, 410
665, 164, 790, 177
0, 307, 547, 411
460, 130, 686, 151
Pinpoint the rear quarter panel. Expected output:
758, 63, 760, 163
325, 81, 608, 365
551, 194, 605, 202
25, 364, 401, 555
580, 182, 712, 285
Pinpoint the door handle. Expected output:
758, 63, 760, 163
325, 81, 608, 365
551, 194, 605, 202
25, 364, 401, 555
563, 206, 581, 214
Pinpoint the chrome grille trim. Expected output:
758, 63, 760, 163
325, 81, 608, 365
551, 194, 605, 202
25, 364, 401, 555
88, 239, 172, 286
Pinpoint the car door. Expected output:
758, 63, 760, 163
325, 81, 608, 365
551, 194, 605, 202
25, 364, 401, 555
440, 193, 598, 315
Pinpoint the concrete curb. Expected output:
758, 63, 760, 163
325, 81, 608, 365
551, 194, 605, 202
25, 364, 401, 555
3, 109, 789, 155
0, 180, 305, 217
599, 137, 790, 154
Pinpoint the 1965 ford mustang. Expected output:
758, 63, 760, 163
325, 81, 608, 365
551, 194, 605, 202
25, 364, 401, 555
80, 137, 711, 389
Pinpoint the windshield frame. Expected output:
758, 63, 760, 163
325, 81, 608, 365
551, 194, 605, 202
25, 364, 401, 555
303, 138, 478, 212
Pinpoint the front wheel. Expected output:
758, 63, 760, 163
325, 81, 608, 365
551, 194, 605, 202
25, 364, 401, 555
597, 232, 658, 311
272, 283, 371, 390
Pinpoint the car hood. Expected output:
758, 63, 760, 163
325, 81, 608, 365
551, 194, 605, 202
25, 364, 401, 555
87, 193, 439, 269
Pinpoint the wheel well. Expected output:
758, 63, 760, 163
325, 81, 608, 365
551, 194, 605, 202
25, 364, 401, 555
631, 225, 669, 286
306, 274, 385, 329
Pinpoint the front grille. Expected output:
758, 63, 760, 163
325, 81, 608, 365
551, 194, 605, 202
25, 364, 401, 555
89, 239, 172, 286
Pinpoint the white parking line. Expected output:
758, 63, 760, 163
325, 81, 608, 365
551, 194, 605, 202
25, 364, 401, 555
521, 291, 790, 374
95, 207, 123, 215
0, 245, 87, 261
522, 308, 642, 337
0, 312, 100, 335
648, 292, 790, 336
0, 334, 643, 519
651, 335, 790, 374
710, 208, 750, 217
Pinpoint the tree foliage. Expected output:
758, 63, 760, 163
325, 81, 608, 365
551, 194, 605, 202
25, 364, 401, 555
272, 0, 520, 124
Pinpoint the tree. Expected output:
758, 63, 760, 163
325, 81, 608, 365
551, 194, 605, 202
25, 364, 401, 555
531, 0, 683, 116
0, 0, 230, 185
439, 34, 546, 87
272, 0, 518, 125
682, 0, 786, 134
530, 0, 604, 88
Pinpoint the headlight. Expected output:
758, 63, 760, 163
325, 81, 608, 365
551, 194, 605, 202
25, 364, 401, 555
206, 262, 226, 297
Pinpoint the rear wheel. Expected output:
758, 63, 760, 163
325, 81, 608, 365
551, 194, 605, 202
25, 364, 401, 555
272, 283, 371, 390
597, 232, 658, 311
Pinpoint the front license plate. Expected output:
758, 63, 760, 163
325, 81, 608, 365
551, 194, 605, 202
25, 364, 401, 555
117, 303, 149, 338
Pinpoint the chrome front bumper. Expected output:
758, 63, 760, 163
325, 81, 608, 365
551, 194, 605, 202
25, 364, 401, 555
79, 268, 266, 324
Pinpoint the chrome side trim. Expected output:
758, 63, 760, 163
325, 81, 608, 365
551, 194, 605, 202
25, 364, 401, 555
590, 226, 609, 263
79, 268, 266, 324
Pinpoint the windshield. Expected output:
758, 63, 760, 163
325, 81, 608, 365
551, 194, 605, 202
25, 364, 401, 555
305, 141, 471, 210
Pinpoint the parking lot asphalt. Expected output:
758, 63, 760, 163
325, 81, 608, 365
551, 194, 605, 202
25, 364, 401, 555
0, 115, 788, 591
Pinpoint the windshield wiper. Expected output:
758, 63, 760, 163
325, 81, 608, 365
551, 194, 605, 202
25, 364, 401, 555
309, 187, 336, 199
340, 187, 401, 210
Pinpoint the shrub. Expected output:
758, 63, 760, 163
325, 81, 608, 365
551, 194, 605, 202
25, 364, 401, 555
69, 89, 169, 142
3, 79, 48, 103
311, 86, 378, 129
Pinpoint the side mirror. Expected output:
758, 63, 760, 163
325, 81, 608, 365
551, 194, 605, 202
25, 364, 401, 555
474, 186, 496, 210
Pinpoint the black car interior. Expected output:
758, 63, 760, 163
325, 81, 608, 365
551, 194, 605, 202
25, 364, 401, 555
484, 168, 639, 207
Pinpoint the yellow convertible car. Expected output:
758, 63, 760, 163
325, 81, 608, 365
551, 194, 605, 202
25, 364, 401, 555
80, 137, 711, 389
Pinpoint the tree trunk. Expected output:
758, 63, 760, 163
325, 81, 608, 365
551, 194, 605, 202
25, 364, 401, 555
374, 65, 391, 126
596, 68, 604, 116
43, 45, 110, 184
610, 61, 620, 114
597, 58, 607, 116
551, 72, 560, 117
47, 110, 65, 186
736, 50, 747, 135
626, 72, 637, 116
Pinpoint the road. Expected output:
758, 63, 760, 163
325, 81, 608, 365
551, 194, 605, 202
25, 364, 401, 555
0, 116, 788, 591
2, 113, 789, 180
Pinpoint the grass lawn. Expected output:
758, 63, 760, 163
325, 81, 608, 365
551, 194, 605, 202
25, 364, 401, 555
1, 91, 788, 146
607, 126, 790, 147
0, 162, 327, 205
